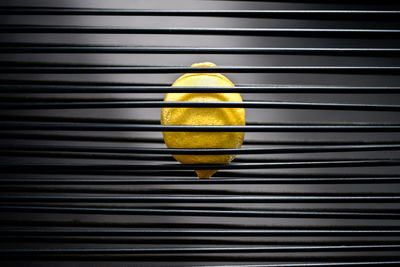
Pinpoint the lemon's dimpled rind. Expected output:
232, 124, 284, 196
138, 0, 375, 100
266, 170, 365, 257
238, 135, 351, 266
161, 62, 245, 179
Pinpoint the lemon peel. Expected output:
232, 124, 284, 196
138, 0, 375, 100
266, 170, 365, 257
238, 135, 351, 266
161, 62, 245, 179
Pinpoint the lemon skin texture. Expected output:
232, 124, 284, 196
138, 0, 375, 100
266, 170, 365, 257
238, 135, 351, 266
161, 62, 245, 179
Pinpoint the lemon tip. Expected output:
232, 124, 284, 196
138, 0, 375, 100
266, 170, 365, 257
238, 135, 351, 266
195, 170, 218, 179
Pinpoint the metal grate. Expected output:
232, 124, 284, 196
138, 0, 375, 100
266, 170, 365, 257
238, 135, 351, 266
1, 0, 400, 266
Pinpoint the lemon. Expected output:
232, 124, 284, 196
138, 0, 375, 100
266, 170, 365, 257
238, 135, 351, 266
161, 62, 245, 179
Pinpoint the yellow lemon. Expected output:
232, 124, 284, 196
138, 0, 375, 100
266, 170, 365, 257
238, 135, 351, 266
161, 62, 245, 179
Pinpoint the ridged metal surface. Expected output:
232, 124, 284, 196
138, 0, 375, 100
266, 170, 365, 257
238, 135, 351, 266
1, 0, 400, 266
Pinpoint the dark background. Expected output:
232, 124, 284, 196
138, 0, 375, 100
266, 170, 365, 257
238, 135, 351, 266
1, 0, 400, 266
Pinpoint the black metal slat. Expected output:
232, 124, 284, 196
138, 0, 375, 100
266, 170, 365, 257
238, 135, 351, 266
2, 115, 398, 127
0, 255, 399, 262
4, 152, 398, 163
6, 237, 400, 247
5, 170, 396, 178
2, 85, 400, 94
1, 186, 398, 195
2, 245, 400, 254
2, 220, 400, 230
1, 7, 399, 20
1, 176, 400, 184
3, 228, 400, 237
3, 122, 400, 132
215, 0, 400, 3
2, 160, 400, 171
0, 79, 172, 86
2, 46, 400, 56
4, 237, 400, 247
4, 143, 400, 154
4, 185, 398, 195
1, 205, 400, 219
1, 66, 400, 74
199, 263, 400, 267
1, 132, 400, 145
2, 195, 400, 203
1, 26, 400, 38
2, 100, 400, 110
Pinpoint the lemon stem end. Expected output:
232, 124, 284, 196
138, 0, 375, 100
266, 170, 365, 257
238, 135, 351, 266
195, 170, 218, 179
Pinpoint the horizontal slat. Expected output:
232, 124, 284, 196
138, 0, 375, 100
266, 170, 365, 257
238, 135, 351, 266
3, 143, 400, 155
1, 205, 400, 219
2, 115, 398, 127
0, 7, 399, 19
3, 152, 395, 164
1, 195, 400, 203
1, 245, 400, 254
1, 170, 392, 178
0, 255, 399, 262
0, 95, 162, 102
0, 132, 163, 143
2, 185, 396, 195
1, 160, 400, 171
7, 236, 400, 247
1, 26, 400, 38
2, 101, 400, 110
1, 176, 400, 184
0, 79, 171, 86
3, 122, 400, 132
214, 0, 400, 3
3, 220, 400, 230
2, 85, 400, 94
0, 205, 400, 220
1, 45, 400, 56
199, 262, 400, 267
0, 114, 156, 124
2, 228, 400, 236
5, 237, 400, 247
1, 66, 400, 74
1, 132, 398, 146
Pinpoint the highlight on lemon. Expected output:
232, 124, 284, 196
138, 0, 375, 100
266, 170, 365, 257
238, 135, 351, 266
161, 62, 245, 179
